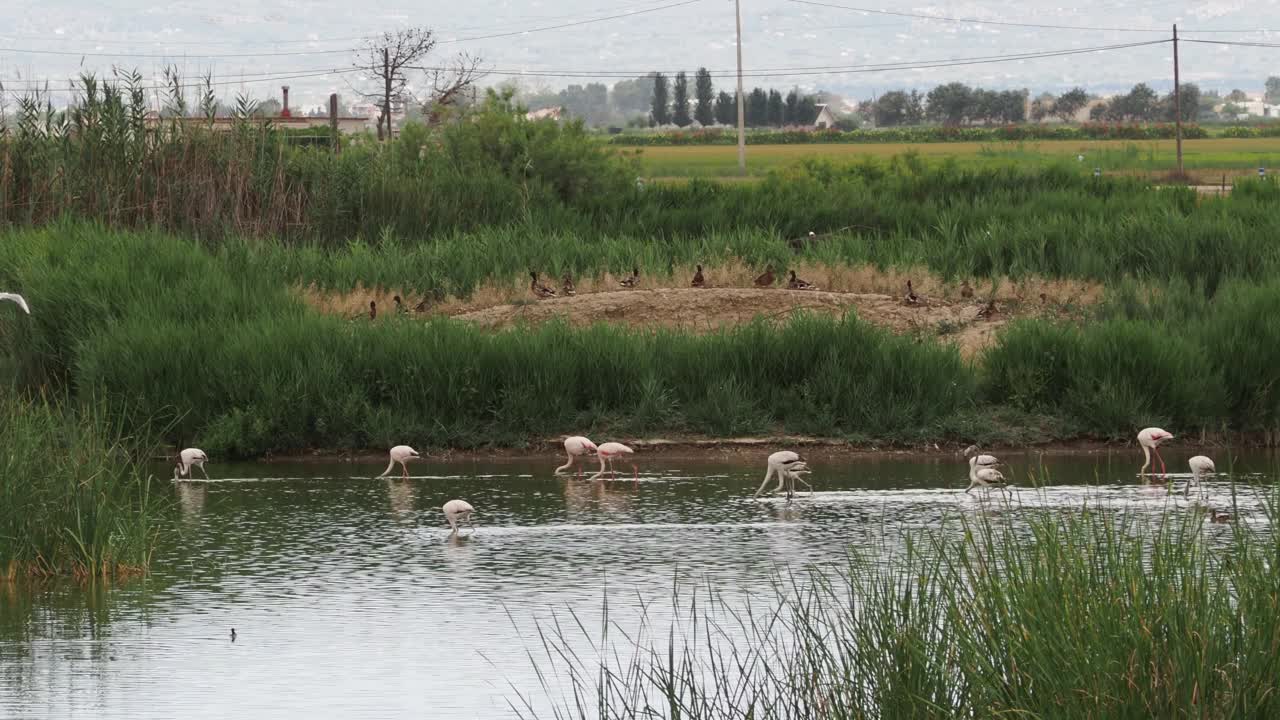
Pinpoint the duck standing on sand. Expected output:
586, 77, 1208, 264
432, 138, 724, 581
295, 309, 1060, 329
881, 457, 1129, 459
620, 266, 640, 288
977, 299, 997, 319
562, 272, 576, 296
754, 265, 775, 288
787, 270, 817, 290
692, 265, 706, 288
904, 280, 920, 305
960, 281, 973, 299
530, 271, 557, 298
369, 300, 377, 320
393, 295, 406, 314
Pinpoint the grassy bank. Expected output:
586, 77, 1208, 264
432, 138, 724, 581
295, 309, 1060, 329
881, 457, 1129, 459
0, 395, 161, 579
516, 501, 1280, 718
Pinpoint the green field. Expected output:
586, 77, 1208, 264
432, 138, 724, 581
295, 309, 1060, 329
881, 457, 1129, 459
623, 137, 1280, 179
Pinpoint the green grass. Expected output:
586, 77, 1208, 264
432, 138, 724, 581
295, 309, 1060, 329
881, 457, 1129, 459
513, 499, 1280, 718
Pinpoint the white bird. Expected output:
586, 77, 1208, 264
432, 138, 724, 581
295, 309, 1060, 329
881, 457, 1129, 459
555, 436, 598, 478
754, 450, 807, 498
442, 499, 475, 534
0, 292, 30, 314
588, 442, 637, 481
1137, 427, 1174, 476
966, 456, 1008, 494
379, 445, 420, 479
779, 460, 814, 500
1186, 455, 1215, 497
174, 448, 210, 481
962, 444, 1000, 469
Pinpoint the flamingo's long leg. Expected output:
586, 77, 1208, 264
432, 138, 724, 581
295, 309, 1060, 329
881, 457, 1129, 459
198, 463, 210, 480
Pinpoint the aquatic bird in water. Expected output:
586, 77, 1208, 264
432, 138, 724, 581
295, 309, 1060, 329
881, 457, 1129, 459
1185, 454, 1215, 496
530, 271, 557, 298
589, 442, 637, 481
393, 295, 406, 314
691, 264, 706, 288
1137, 427, 1173, 477
904, 280, 920, 305
754, 450, 807, 498
787, 270, 817, 290
1, 292, 31, 314
1208, 508, 1232, 524
619, 266, 640, 288
379, 445, 420, 480
754, 265, 775, 288
556, 436, 598, 478
174, 448, 210, 481
562, 272, 576, 296
230, 628, 237, 642
960, 281, 973, 299
442, 499, 476, 534
963, 445, 1001, 472
966, 456, 1009, 494
368, 301, 377, 320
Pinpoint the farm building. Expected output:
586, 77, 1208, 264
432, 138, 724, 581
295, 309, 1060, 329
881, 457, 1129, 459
812, 104, 837, 129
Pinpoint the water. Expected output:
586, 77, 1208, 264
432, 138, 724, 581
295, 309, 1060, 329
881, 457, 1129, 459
0, 449, 1273, 719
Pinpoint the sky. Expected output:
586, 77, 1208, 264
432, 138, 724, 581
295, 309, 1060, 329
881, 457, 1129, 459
2, 0, 1278, 110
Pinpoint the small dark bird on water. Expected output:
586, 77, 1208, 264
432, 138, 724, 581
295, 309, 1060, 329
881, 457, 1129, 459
754, 265, 775, 287
619, 266, 640, 288
904, 280, 920, 305
393, 295, 406, 314
561, 272, 576, 296
960, 281, 973, 299
230, 628, 237, 642
368, 301, 377, 320
1209, 508, 1232, 524
530, 271, 556, 298
788, 270, 817, 290
692, 264, 706, 288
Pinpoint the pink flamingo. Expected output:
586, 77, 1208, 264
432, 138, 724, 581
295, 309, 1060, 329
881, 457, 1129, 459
589, 442, 637, 481
1137, 427, 1173, 477
555, 436, 597, 478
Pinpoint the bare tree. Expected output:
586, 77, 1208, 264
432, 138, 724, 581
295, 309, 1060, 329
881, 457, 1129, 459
354, 27, 437, 140
422, 52, 486, 124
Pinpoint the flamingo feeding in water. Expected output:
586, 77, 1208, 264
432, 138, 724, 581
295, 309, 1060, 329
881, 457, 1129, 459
754, 450, 808, 498
442, 499, 475, 534
174, 448, 210, 480
589, 442, 637, 481
1, 293, 31, 314
963, 445, 1000, 470
1137, 427, 1173, 477
555, 436, 597, 478
379, 445, 420, 479
1185, 454, 1215, 497
966, 456, 1008, 494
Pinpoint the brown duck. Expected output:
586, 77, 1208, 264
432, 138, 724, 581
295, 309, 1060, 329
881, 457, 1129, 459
692, 264, 706, 288
619, 266, 640, 288
903, 280, 920, 305
787, 270, 817, 290
561, 272, 576, 296
530, 271, 557, 298
960, 281, 973, 299
977, 299, 997, 319
754, 265, 775, 287
368, 300, 377, 320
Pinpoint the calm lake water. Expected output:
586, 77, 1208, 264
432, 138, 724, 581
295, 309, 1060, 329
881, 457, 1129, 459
1, 449, 1274, 719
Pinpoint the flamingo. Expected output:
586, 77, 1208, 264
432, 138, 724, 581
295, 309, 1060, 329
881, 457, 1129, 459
1137, 427, 1173, 477
754, 450, 807, 498
691, 265, 706, 288
963, 445, 1001, 469
174, 448, 210, 480
589, 442, 637, 481
1186, 455, 1215, 497
442, 499, 475, 534
1, 293, 30, 314
966, 456, 1008, 494
555, 436, 597, 478
754, 265, 775, 288
619, 267, 640, 288
778, 460, 814, 500
379, 445, 420, 479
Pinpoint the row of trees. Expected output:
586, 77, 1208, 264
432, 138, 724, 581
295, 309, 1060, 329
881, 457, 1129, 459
1086, 82, 1200, 122
650, 70, 821, 128
866, 85, 1028, 127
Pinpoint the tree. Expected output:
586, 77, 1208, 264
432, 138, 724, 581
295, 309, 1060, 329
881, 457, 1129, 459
969, 88, 998, 124
1227, 88, 1249, 102
1089, 103, 1108, 121
1266, 77, 1280, 105
672, 71, 691, 127
907, 90, 925, 124
747, 88, 768, 126
926, 82, 973, 125
714, 91, 736, 125
611, 76, 653, 119
766, 89, 784, 126
1162, 83, 1201, 122
999, 89, 1028, 123
356, 27, 468, 139
874, 90, 913, 126
559, 83, 610, 125
651, 73, 671, 125
784, 90, 800, 125
694, 68, 715, 126
1030, 97, 1052, 122
252, 98, 282, 118
1054, 87, 1088, 122
1222, 101, 1247, 117
797, 95, 818, 125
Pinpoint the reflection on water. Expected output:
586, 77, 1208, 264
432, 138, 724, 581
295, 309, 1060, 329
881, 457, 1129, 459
0, 450, 1274, 719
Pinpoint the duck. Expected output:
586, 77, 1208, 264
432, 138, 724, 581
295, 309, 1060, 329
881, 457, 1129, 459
692, 264, 706, 288
960, 281, 973, 299
368, 300, 377, 320
754, 265, 775, 288
977, 299, 997, 319
619, 266, 640, 288
904, 280, 920, 305
787, 270, 817, 290
530, 271, 557, 299
393, 295, 406, 314
561, 272, 576, 296
1209, 508, 1232, 524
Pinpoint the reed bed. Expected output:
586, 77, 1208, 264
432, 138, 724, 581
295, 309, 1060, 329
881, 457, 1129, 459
511, 499, 1280, 718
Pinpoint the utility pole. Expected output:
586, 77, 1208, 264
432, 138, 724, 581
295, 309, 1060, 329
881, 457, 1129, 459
383, 47, 392, 141
735, 0, 746, 175
1173, 24, 1184, 176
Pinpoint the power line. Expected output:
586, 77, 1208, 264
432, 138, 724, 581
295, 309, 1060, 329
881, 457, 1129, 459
0, 45, 356, 59
436, 0, 706, 43
786, 0, 1170, 33
1183, 38, 1280, 48
2, 67, 363, 95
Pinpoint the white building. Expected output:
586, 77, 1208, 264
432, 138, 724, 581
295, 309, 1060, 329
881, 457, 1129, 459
813, 103, 837, 129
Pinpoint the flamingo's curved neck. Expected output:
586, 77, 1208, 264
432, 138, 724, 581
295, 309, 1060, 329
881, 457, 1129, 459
968, 456, 978, 482
1140, 445, 1151, 473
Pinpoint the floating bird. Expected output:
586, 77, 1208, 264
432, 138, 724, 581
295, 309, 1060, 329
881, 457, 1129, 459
619, 266, 640, 288
442, 499, 475, 534
1208, 508, 1232, 524
966, 456, 1008, 494
174, 448, 210, 481
754, 265, 775, 288
960, 281, 973, 299
530, 271, 557, 298
787, 270, 817, 290
0, 292, 30, 314
754, 450, 807, 498
1137, 427, 1173, 477
1186, 454, 1215, 497
230, 628, 237, 642
692, 264, 706, 288
556, 436, 598, 478
904, 280, 920, 305
379, 445, 420, 480
368, 301, 377, 320
589, 442, 637, 481
562, 272, 576, 296
393, 295, 406, 314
